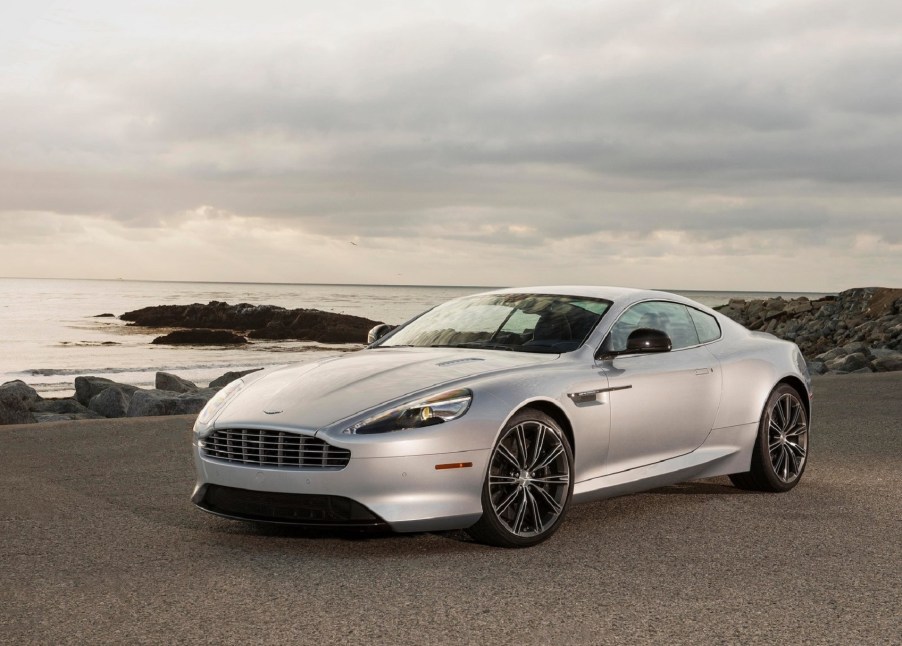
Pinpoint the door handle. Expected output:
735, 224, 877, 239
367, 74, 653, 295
695, 368, 713, 375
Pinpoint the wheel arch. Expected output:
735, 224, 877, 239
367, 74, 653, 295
507, 399, 576, 457
777, 375, 811, 420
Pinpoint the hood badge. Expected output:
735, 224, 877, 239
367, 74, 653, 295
263, 409, 283, 415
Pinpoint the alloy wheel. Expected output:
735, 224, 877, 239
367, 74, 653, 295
767, 392, 808, 483
487, 420, 571, 538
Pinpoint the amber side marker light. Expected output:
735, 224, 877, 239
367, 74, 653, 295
435, 462, 473, 470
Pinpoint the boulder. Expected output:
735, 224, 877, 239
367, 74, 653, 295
93, 313, 116, 318
825, 352, 870, 373
126, 388, 217, 418
151, 329, 248, 345
155, 372, 198, 393
873, 352, 902, 372
0, 380, 39, 425
88, 387, 130, 418
209, 368, 263, 390
74, 376, 139, 406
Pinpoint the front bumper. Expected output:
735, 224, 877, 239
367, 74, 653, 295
192, 443, 490, 532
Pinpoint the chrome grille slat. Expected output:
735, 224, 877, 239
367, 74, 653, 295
201, 429, 350, 470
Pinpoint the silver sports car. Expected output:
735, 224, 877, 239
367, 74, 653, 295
191, 286, 811, 547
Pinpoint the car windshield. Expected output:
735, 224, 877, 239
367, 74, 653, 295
377, 293, 612, 353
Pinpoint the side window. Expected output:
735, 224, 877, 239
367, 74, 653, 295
688, 307, 721, 343
609, 301, 701, 351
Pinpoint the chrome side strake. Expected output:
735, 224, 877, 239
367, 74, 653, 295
567, 385, 632, 403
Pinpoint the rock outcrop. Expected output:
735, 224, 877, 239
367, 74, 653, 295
717, 287, 902, 374
121, 300, 381, 344
0, 368, 265, 425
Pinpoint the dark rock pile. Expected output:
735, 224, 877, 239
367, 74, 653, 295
151, 329, 249, 345
0, 368, 262, 425
716, 287, 902, 374
121, 300, 382, 344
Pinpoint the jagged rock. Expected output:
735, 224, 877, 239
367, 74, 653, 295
155, 372, 198, 393
0, 380, 39, 425
122, 300, 381, 344
89, 387, 130, 418
826, 352, 870, 373
74, 376, 140, 406
873, 352, 902, 372
126, 388, 217, 418
151, 329, 248, 345
209, 368, 263, 389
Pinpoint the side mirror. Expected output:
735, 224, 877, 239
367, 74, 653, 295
367, 324, 395, 345
626, 328, 672, 353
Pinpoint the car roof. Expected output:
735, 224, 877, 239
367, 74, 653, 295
483, 285, 680, 305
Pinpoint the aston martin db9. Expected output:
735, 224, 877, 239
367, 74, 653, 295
192, 286, 811, 547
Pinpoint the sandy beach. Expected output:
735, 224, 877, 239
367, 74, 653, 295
2, 372, 900, 644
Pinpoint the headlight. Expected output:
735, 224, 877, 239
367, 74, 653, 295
193, 378, 247, 437
344, 389, 472, 435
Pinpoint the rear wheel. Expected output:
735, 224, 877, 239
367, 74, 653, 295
466, 409, 573, 547
730, 384, 809, 492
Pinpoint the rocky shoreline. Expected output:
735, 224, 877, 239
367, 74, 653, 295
0, 369, 262, 425
715, 286, 902, 375
2, 287, 900, 426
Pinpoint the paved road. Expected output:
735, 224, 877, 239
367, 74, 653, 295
2, 373, 900, 645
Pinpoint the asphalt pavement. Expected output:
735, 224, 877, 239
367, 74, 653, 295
1, 372, 900, 645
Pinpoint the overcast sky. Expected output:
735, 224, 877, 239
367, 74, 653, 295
1, 0, 900, 290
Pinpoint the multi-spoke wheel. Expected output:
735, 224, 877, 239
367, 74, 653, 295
730, 384, 809, 492
467, 409, 573, 547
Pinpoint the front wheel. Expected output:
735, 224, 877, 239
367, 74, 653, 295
730, 384, 809, 492
466, 409, 574, 547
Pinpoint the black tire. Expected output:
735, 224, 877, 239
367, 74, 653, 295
466, 408, 574, 547
730, 384, 809, 492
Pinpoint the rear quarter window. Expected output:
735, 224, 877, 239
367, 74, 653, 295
688, 307, 722, 343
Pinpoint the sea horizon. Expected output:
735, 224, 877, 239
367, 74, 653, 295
0, 274, 843, 295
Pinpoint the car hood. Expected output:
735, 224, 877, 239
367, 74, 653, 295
214, 347, 558, 429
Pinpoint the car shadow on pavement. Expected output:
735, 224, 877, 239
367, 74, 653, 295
644, 477, 755, 495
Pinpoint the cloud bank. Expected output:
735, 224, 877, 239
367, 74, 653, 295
1, 0, 900, 289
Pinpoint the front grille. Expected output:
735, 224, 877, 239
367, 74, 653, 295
201, 429, 350, 469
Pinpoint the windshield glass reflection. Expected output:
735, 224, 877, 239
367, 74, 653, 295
378, 294, 611, 353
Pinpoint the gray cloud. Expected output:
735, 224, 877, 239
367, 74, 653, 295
0, 0, 900, 288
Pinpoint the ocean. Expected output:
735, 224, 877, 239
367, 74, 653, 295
0, 278, 829, 397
